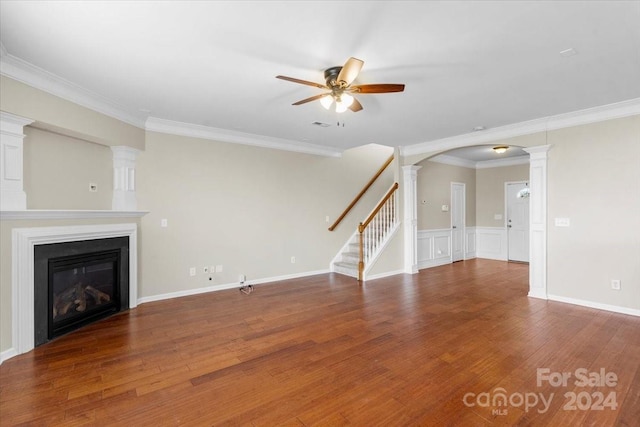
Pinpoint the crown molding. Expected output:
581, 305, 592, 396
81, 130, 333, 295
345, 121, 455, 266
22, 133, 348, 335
402, 98, 640, 157
145, 117, 342, 158
0, 50, 341, 157
428, 153, 530, 169
0, 52, 147, 129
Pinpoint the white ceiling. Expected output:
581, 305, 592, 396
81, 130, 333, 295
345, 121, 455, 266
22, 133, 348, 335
1, 1, 639, 155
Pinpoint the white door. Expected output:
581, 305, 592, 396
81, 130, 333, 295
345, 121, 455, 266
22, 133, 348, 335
451, 183, 465, 262
507, 182, 530, 262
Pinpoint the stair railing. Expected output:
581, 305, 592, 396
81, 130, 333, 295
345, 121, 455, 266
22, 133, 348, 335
357, 182, 399, 281
328, 154, 394, 231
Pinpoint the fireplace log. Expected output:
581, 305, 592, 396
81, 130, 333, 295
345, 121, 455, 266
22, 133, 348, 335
75, 283, 87, 312
53, 282, 111, 320
85, 285, 111, 304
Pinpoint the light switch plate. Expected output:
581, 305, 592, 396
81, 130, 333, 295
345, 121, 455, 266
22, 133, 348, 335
555, 218, 571, 227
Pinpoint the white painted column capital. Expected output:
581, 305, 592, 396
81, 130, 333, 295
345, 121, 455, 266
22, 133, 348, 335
0, 112, 34, 210
524, 144, 551, 299
402, 165, 422, 274
111, 146, 140, 211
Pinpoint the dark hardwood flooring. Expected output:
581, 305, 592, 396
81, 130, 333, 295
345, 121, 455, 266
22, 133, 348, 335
1, 259, 639, 426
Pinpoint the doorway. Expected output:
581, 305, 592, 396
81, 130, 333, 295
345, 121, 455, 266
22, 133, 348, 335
506, 181, 529, 262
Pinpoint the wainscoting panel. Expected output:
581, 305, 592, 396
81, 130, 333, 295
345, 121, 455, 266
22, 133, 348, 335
476, 227, 508, 261
465, 227, 476, 259
417, 229, 452, 269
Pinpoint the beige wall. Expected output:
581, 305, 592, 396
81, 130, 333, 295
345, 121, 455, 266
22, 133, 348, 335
23, 127, 113, 210
137, 133, 397, 298
415, 160, 476, 229
546, 116, 640, 310
1, 76, 145, 150
476, 164, 529, 227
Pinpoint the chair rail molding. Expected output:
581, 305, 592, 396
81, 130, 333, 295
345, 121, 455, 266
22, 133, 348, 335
0, 112, 34, 210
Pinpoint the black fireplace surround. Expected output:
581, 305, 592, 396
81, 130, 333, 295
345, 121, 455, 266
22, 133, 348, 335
34, 237, 129, 346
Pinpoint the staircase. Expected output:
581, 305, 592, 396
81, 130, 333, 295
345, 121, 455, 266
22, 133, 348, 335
332, 234, 361, 278
332, 182, 399, 280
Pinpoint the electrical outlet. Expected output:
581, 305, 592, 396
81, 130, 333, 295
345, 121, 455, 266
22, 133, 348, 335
203, 266, 209, 274
291, 256, 296, 264
325, 215, 330, 223
189, 267, 196, 277
215, 265, 223, 273
611, 279, 621, 290
161, 219, 168, 227
239, 274, 246, 284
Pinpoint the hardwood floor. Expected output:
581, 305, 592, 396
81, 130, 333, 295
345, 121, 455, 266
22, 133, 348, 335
1, 259, 639, 426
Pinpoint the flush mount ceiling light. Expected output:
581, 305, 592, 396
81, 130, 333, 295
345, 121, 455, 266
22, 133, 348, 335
493, 146, 509, 154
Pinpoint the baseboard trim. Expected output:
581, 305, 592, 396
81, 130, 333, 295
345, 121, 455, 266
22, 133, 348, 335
418, 258, 451, 270
547, 294, 640, 317
137, 269, 330, 305
364, 269, 405, 281
0, 347, 18, 365
527, 288, 547, 300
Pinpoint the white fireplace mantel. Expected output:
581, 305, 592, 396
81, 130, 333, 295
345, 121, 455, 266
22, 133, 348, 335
8, 223, 139, 361
1, 209, 148, 220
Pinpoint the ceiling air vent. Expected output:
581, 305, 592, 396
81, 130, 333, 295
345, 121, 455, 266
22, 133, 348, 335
311, 121, 331, 128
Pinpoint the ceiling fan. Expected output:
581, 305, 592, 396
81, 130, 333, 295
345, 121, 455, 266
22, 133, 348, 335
276, 57, 405, 113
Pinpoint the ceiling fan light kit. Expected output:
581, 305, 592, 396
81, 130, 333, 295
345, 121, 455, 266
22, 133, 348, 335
276, 57, 405, 113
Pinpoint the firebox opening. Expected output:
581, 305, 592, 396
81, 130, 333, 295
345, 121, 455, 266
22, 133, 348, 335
49, 250, 120, 340
34, 236, 129, 347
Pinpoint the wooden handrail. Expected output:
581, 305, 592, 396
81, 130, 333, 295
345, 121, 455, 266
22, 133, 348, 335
358, 182, 399, 233
328, 154, 394, 231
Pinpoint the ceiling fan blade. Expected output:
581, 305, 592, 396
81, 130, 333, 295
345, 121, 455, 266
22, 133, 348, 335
292, 93, 331, 106
276, 75, 328, 89
337, 57, 364, 86
349, 97, 363, 112
350, 83, 405, 94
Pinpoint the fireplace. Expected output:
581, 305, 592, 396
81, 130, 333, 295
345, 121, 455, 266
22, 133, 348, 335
34, 237, 129, 346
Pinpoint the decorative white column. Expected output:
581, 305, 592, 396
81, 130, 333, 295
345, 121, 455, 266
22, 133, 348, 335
524, 144, 551, 299
402, 165, 422, 274
0, 112, 34, 210
111, 146, 139, 211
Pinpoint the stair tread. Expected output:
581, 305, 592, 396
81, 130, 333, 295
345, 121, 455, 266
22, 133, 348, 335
334, 261, 358, 268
